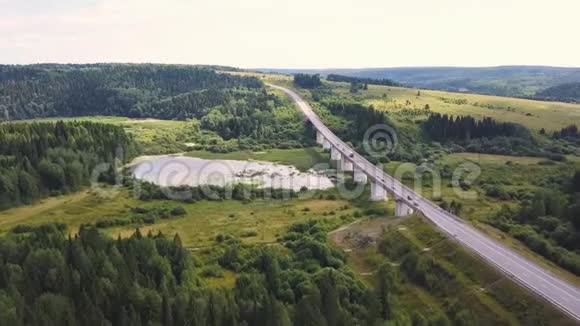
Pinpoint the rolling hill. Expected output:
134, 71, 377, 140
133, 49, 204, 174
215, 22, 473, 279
259, 66, 580, 99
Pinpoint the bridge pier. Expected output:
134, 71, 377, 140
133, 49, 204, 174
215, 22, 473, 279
322, 138, 331, 151
370, 180, 388, 201
395, 199, 414, 216
354, 168, 368, 184
330, 146, 342, 161
341, 157, 354, 172
316, 131, 324, 145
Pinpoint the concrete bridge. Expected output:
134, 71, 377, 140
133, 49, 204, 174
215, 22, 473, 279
317, 128, 414, 217
269, 84, 580, 322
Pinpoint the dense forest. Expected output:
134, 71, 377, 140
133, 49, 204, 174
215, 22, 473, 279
293, 74, 322, 89
0, 219, 444, 325
0, 64, 312, 153
489, 170, 580, 275
0, 64, 261, 121
326, 74, 400, 87
0, 121, 136, 210
535, 82, 580, 103
196, 89, 312, 151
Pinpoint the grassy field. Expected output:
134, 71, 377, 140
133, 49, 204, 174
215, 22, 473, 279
0, 188, 370, 248
17, 116, 192, 154
326, 81, 580, 131
186, 147, 329, 171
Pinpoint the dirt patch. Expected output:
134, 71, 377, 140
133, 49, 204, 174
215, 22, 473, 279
329, 217, 408, 281
329, 217, 406, 250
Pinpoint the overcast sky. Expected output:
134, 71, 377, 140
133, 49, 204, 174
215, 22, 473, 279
1, 0, 579, 68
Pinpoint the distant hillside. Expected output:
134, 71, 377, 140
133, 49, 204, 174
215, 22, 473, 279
0, 63, 261, 120
258, 66, 580, 98
535, 82, 580, 103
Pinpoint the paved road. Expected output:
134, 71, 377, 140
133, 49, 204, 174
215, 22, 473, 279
270, 84, 580, 322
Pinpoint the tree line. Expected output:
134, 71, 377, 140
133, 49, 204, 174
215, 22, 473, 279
0, 121, 136, 210
553, 124, 579, 139
420, 113, 551, 157
326, 74, 401, 87
0, 219, 441, 325
422, 113, 529, 141
293, 74, 322, 89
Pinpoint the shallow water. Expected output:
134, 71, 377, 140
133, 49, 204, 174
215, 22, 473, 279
129, 155, 334, 191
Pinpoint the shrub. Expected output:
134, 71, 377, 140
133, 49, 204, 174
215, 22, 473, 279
201, 265, 224, 278
11, 225, 33, 234
485, 185, 510, 200
363, 207, 389, 216
170, 206, 187, 216
142, 215, 156, 224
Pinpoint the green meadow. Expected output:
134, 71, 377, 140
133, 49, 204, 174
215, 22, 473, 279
328, 81, 580, 131
0, 188, 373, 248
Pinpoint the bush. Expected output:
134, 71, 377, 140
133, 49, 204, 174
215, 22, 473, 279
11, 225, 33, 234
132, 207, 149, 214
486, 185, 510, 200
538, 160, 557, 166
201, 265, 224, 278
363, 207, 389, 216
95, 220, 114, 228
142, 215, 156, 224
170, 206, 187, 216
216, 233, 226, 242
548, 154, 566, 162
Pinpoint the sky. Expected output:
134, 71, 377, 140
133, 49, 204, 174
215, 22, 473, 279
1, 0, 579, 69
